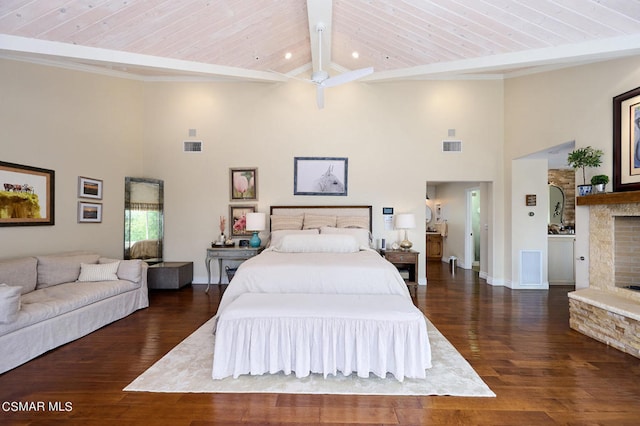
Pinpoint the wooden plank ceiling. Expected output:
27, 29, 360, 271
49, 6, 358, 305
1, 0, 640, 82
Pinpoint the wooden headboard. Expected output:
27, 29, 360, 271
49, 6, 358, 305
269, 205, 373, 232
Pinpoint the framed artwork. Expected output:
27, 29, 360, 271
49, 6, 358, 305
613, 86, 640, 192
78, 176, 103, 199
78, 202, 102, 223
293, 157, 348, 196
230, 167, 258, 201
229, 204, 256, 237
0, 161, 55, 226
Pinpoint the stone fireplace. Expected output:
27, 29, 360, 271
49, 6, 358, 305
568, 193, 640, 359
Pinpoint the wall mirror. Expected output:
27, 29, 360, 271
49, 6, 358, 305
124, 177, 164, 263
548, 184, 565, 226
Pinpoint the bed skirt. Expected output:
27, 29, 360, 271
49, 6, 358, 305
212, 293, 431, 382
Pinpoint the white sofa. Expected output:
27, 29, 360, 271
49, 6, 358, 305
0, 252, 149, 374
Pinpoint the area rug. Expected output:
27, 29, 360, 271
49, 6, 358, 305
124, 316, 495, 397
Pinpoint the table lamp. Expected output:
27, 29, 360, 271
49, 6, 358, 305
245, 212, 266, 248
395, 213, 416, 250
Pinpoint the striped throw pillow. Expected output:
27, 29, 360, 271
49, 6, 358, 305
77, 261, 120, 282
270, 215, 304, 231
336, 215, 369, 229
303, 214, 337, 229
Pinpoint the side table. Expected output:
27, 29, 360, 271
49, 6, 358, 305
205, 246, 264, 292
381, 249, 419, 297
147, 262, 194, 290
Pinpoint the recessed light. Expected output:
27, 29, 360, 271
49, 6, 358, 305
352, 51, 359, 59
285, 52, 292, 60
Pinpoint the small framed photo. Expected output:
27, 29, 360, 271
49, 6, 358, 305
294, 157, 348, 196
229, 204, 256, 237
230, 168, 258, 201
78, 202, 102, 223
78, 176, 103, 199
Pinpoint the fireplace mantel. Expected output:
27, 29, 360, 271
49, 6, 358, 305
576, 190, 640, 205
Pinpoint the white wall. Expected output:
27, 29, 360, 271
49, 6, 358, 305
141, 78, 505, 284
510, 158, 549, 289
504, 55, 640, 289
0, 60, 144, 259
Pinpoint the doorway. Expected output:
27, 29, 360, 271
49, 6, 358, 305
465, 188, 481, 271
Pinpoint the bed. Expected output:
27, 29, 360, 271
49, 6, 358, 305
212, 205, 431, 382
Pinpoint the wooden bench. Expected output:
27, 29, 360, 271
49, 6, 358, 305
213, 293, 432, 382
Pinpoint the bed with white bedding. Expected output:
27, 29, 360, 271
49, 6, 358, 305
212, 205, 431, 381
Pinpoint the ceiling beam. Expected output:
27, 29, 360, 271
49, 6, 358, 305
0, 35, 288, 83
363, 34, 640, 82
307, 0, 332, 73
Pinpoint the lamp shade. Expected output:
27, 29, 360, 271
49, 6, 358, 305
245, 212, 266, 231
395, 213, 416, 229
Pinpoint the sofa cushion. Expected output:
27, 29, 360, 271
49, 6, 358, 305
0, 279, 140, 336
99, 258, 143, 283
0, 257, 37, 295
36, 253, 100, 289
0, 284, 21, 323
78, 262, 120, 282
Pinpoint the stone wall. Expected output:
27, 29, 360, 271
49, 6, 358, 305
548, 169, 575, 227
569, 298, 640, 358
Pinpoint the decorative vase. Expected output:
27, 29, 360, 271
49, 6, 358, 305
219, 233, 225, 243
577, 184, 592, 197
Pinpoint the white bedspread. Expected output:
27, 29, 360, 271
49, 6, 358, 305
215, 248, 411, 318
211, 248, 430, 381
214, 293, 431, 381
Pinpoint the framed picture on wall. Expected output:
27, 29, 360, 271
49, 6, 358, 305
78, 202, 102, 223
613, 86, 640, 192
78, 176, 103, 199
230, 167, 258, 201
293, 157, 348, 196
229, 204, 256, 236
0, 161, 55, 226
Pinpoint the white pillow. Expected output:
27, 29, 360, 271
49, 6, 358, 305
77, 261, 120, 282
99, 257, 142, 283
320, 226, 371, 248
269, 229, 319, 248
276, 234, 360, 253
0, 283, 21, 323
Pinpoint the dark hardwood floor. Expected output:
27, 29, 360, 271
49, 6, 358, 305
1, 261, 639, 425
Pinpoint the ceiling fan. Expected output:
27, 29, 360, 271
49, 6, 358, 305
307, 23, 373, 109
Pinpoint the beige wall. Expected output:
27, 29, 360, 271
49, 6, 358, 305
504, 55, 640, 288
0, 60, 144, 259
141, 78, 505, 283
3, 54, 636, 288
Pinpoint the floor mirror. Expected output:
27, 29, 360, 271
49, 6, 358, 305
124, 177, 164, 263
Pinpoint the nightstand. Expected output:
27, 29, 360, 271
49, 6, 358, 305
205, 246, 264, 292
381, 249, 418, 297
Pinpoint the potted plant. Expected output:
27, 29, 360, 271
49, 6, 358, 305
567, 146, 604, 196
590, 174, 609, 194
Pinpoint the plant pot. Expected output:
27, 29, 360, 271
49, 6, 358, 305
592, 183, 606, 194
577, 184, 592, 196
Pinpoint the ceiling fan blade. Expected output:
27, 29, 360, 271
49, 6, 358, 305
316, 85, 325, 109
322, 67, 374, 88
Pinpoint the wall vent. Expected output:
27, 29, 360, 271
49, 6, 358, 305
442, 140, 462, 152
520, 250, 542, 285
183, 140, 203, 152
